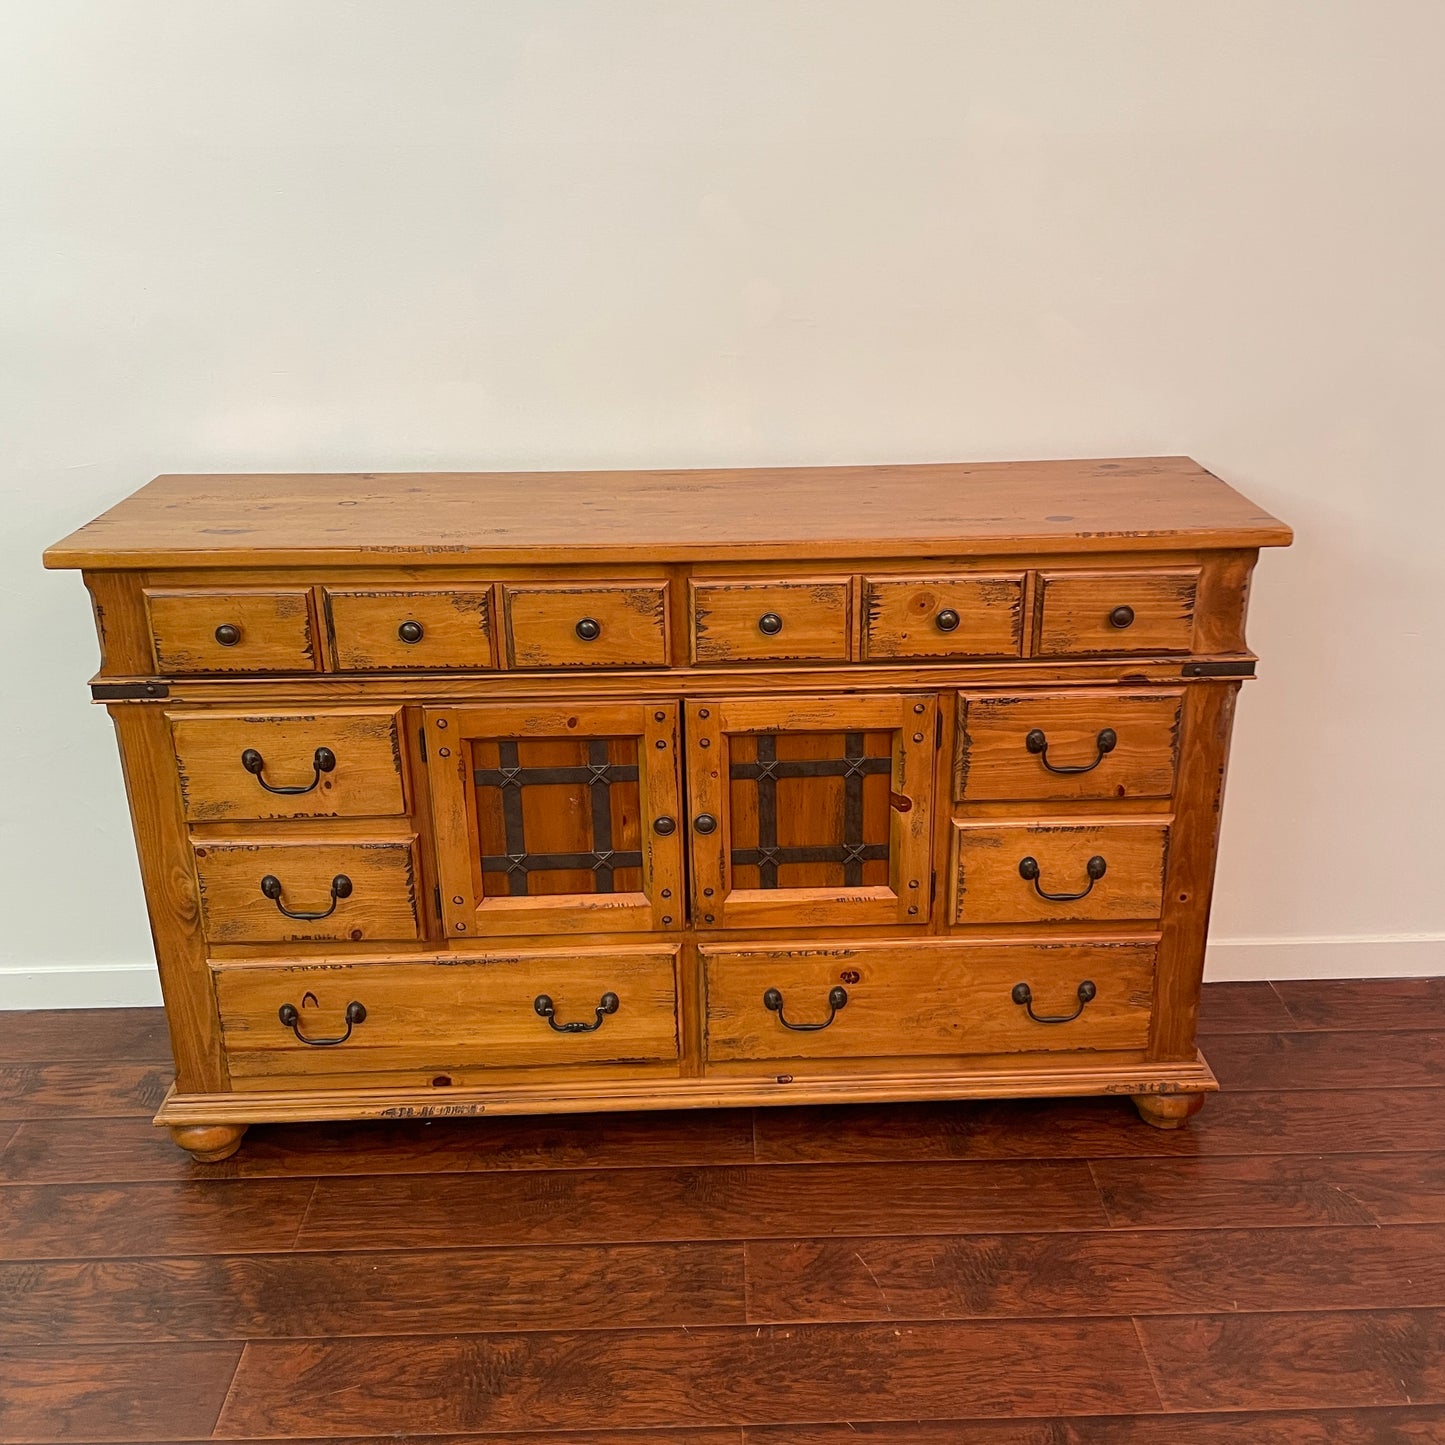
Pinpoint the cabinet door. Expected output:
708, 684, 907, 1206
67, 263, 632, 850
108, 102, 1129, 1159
426, 702, 685, 938
686, 694, 937, 930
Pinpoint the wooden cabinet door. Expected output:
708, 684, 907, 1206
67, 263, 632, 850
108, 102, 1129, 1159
425, 702, 685, 938
685, 694, 938, 930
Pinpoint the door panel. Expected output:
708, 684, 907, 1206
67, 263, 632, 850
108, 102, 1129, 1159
686, 694, 937, 930
426, 701, 685, 937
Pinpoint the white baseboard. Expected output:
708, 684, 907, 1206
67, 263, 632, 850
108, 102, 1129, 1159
2, 935, 1442, 1010
0, 964, 163, 1010
1204, 933, 1445, 981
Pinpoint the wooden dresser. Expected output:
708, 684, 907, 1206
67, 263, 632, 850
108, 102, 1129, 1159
46, 458, 1290, 1162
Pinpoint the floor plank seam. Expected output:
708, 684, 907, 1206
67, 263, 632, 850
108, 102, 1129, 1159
1130, 1315, 1170, 1414
289, 1177, 321, 1248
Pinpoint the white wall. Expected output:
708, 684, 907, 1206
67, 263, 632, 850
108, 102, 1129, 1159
2, 0, 1442, 1005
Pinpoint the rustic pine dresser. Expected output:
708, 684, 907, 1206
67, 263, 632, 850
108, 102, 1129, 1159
46, 458, 1290, 1161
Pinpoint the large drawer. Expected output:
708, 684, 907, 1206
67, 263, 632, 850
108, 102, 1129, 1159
504, 582, 669, 668
703, 939, 1155, 1062
192, 833, 421, 944
691, 578, 852, 663
951, 819, 1169, 925
146, 588, 317, 673
169, 708, 406, 821
214, 946, 681, 1079
955, 689, 1183, 803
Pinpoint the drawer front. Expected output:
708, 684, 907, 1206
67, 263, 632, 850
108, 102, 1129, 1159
704, 939, 1155, 1062
691, 578, 851, 663
214, 946, 680, 1079
1036, 569, 1199, 655
863, 575, 1025, 660
504, 582, 669, 668
169, 708, 406, 821
147, 588, 317, 673
952, 819, 1169, 925
955, 690, 1183, 803
192, 835, 421, 943
326, 588, 495, 670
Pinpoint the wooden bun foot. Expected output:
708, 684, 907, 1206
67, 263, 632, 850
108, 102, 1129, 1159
1132, 1093, 1207, 1130
168, 1123, 248, 1163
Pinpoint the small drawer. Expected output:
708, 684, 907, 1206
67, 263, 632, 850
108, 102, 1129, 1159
1036, 569, 1199, 655
691, 578, 851, 664
955, 689, 1183, 803
504, 582, 669, 668
863, 574, 1025, 659
192, 834, 421, 944
169, 708, 406, 821
326, 587, 495, 671
951, 818, 1169, 925
703, 938, 1155, 1062
146, 588, 317, 673
214, 945, 680, 1081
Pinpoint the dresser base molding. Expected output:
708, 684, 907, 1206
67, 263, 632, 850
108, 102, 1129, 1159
152, 1053, 1217, 1135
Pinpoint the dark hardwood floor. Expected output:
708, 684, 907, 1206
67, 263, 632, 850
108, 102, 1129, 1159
1, 977, 1442, 1443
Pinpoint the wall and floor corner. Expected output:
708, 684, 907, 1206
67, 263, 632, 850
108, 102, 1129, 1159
1, 2, 1442, 1008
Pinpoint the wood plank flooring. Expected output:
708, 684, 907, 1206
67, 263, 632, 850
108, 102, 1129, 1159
0, 977, 1442, 1442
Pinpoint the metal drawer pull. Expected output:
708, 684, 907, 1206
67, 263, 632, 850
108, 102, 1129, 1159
575, 617, 602, 641
260, 873, 352, 920
757, 612, 784, 635
1109, 605, 1135, 629
397, 620, 424, 643
278, 999, 366, 1045
241, 745, 336, 794
1025, 727, 1117, 774
535, 991, 619, 1033
1019, 854, 1106, 900
1012, 979, 1096, 1024
935, 608, 961, 632
213, 623, 242, 646
763, 985, 848, 1031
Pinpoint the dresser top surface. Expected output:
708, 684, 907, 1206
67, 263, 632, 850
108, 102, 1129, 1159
45, 455, 1291, 570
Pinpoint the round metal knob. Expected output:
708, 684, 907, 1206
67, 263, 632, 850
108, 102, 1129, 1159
693, 813, 718, 834
214, 624, 242, 647
1109, 605, 1135, 629
757, 612, 783, 636
652, 816, 677, 836
935, 608, 961, 633
397, 620, 424, 644
575, 617, 601, 642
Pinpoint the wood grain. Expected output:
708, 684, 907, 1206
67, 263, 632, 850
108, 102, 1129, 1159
1195, 981, 1295, 1034
0, 1180, 316, 1259
0, 1007, 170, 1065
0, 1342, 241, 1443
1273, 977, 1445, 1032
145, 585, 317, 672
1206, 1030, 1445, 1090
744, 1224, 1445, 1321
1035, 568, 1199, 655
504, 582, 669, 668
691, 578, 852, 663
295, 1161, 1109, 1249
0, 1063, 172, 1120
863, 574, 1024, 659
1093, 1152, 1445, 1229
1137, 1309, 1445, 1411
44, 458, 1293, 569
326, 586, 496, 670
215, 1319, 1159, 1435
0, 1242, 745, 1342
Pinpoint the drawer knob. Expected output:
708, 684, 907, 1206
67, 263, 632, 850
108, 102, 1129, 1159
1025, 727, 1117, 775
241, 745, 336, 795
534, 991, 619, 1033
397, 620, 424, 644
278, 999, 366, 1046
763, 985, 848, 1032
935, 608, 961, 633
1011, 979, 1097, 1025
213, 623, 242, 647
260, 872, 353, 921
1018, 854, 1106, 901
693, 813, 718, 835
1109, 605, 1135, 629
652, 815, 677, 836
575, 617, 602, 642
757, 612, 784, 636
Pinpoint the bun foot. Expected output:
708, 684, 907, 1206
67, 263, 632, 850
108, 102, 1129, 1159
1132, 1093, 1207, 1130
168, 1123, 248, 1163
